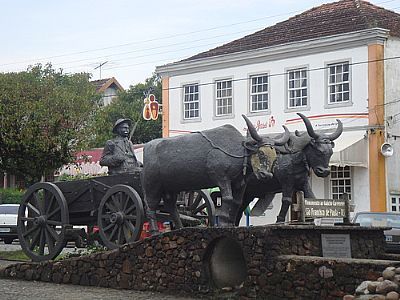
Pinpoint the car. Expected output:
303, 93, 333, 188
0, 204, 19, 244
353, 212, 400, 253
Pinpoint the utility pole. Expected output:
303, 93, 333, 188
94, 61, 108, 79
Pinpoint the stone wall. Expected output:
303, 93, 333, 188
1, 225, 399, 299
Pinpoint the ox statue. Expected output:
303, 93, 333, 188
142, 116, 289, 234
234, 113, 343, 224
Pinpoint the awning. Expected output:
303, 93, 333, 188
330, 131, 368, 168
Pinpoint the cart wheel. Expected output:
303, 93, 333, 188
181, 190, 216, 226
98, 184, 144, 249
17, 182, 69, 262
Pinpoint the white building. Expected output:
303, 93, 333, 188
156, 0, 400, 222
91, 77, 124, 106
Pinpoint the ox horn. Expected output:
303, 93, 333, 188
326, 119, 343, 141
298, 113, 319, 139
274, 125, 290, 146
242, 114, 262, 143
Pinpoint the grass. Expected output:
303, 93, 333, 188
0, 250, 30, 261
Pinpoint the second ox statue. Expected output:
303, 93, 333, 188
142, 115, 289, 234
235, 113, 343, 224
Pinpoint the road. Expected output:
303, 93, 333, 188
0, 241, 197, 300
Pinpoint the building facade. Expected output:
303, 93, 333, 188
156, 0, 400, 221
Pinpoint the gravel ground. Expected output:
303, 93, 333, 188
0, 242, 198, 300
0, 277, 198, 300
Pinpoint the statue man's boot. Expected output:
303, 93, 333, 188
276, 200, 291, 223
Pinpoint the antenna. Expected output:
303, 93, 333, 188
94, 61, 108, 79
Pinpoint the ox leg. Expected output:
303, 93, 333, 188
216, 182, 234, 226
229, 187, 246, 226
164, 193, 183, 230
147, 210, 159, 235
145, 193, 162, 235
276, 196, 292, 223
234, 195, 252, 226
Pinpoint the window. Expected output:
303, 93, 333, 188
287, 68, 308, 108
215, 79, 233, 116
327, 62, 350, 104
183, 84, 199, 120
249, 74, 268, 112
390, 195, 400, 212
330, 166, 351, 200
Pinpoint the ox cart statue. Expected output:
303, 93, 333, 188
17, 171, 215, 261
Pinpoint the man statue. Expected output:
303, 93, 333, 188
100, 118, 142, 175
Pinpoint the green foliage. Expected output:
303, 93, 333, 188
87, 74, 162, 148
0, 250, 30, 261
56, 172, 106, 181
0, 64, 101, 183
59, 243, 106, 260
0, 188, 24, 204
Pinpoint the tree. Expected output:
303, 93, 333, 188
0, 64, 101, 184
87, 74, 162, 148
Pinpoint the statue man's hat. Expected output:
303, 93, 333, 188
112, 118, 132, 134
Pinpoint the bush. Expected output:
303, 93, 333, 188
0, 188, 25, 204
57, 173, 106, 182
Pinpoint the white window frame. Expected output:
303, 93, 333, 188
325, 60, 352, 108
249, 74, 269, 114
215, 79, 233, 117
182, 83, 200, 121
286, 67, 309, 111
390, 194, 400, 212
330, 166, 352, 200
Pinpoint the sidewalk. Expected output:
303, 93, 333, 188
0, 260, 196, 300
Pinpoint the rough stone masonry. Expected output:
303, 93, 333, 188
1, 225, 399, 299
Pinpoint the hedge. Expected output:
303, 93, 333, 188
0, 188, 25, 204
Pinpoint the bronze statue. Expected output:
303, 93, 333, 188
235, 113, 343, 224
100, 118, 141, 175
142, 115, 290, 233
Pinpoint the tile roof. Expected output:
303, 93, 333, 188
91, 77, 124, 92
183, 0, 400, 62
91, 78, 110, 91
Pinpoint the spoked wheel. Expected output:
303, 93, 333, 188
98, 184, 144, 249
179, 190, 216, 227
17, 182, 69, 262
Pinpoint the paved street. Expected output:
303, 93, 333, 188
0, 241, 197, 300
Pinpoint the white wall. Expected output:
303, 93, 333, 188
352, 166, 370, 213
311, 174, 326, 199
238, 194, 283, 226
102, 87, 118, 106
384, 38, 400, 198
168, 46, 369, 136
165, 45, 373, 223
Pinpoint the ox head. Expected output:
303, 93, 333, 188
298, 113, 343, 177
242, 115, 290, 147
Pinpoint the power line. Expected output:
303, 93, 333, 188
162, 55, 400, 91
66, 9, 400, 72
0, 0, 398, 71
87, 11, 400, 73
0, 5, 325, 68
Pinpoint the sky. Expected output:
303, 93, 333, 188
0, 0, 399, 89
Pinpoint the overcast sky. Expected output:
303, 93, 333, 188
0, 0, 399, 88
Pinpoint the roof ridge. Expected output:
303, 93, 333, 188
352, 0, 370, 29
